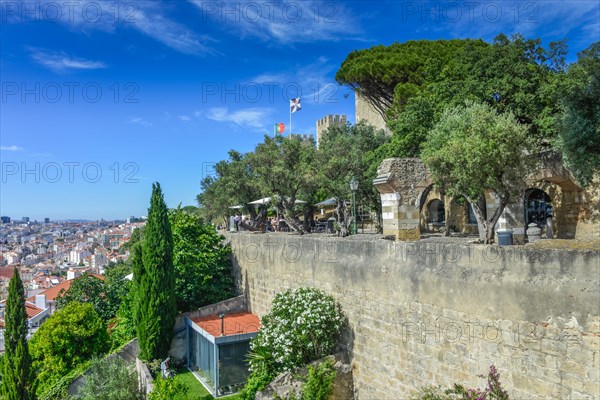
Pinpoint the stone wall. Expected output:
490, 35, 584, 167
355, 94, 392, 136
227, 233, 600, 399
136, 357, 154, 398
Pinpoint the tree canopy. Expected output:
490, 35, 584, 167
169, 208, 234, 312
430, 34, 566, 144
56, 265, 131, 323
317, 121, 388, 234
134, 182, 177, 361
55, 275, 111, 321
29, 302, 109, 396
339, 35, 568, 160
421, 102, 532, 243
248, 135, 318, 232
197, 150, 262, 225
335, 39, 484, 120
557, 42, 600, 186
73, 357, 142, 400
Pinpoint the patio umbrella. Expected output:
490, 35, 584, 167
248, 197, 272, 205
315, 197, 337, 207
248, 197, 307, 205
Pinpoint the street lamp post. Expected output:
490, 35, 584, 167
350, 176, 358, 235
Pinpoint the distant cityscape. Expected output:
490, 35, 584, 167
0, 216, 146, 301
0, 216, 148, 348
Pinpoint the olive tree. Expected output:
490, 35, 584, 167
421, 102, 532, 243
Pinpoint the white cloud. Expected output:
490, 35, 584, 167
129, 3, 214, 55
188, 0, 362, 44
0, 146, 23, 151
205, 107, 273, 129
12, 1, 213, 55
408, 0, 600, 44
28, 48, 107, 72
178, 115, 192, 121
250, 73, 288, 85
128, 117, 153, 127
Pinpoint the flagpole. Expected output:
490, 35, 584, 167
289, 101, 292, 137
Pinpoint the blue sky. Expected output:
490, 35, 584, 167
1, 0, 598, 221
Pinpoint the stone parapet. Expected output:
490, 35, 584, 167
227, 233, 600, 399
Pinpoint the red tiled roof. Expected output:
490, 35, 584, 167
191, 312, 260, 337
0, 267, 15, 279
25, 301, 45, 318
26, 274, 104, 302
0, 301, 45, 328
27, 279, 72, 302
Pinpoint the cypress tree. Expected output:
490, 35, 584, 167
1, 268, 36, 399
135, 182, 177, 361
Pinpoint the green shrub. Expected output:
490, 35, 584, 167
301, 360, 336, 400
73, 357, 142, 400
29, 302, 109, 397
239, 367, 274, 400
148, 376, 188, 400
241, 288, 344, 400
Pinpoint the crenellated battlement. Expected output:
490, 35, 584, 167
316, 114, 347, 127
315, 114, 347, 146
286, 133, 314, 142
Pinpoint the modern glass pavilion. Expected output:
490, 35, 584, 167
186, 312, 260, 397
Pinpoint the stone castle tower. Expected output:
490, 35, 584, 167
315, 114, 347, 146
355, 93, 392, 136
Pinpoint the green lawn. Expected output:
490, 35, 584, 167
173, 368, 243, 400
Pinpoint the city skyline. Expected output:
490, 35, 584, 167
1, 0, 599, 220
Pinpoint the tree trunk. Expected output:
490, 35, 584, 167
248, 206, 257, 223
303, 207, 313, 233
343, 202, 352, 236
248, 206, 266, 229
468, 194, 508, 244
281, 199, 304, 234
334, 200, 351, 237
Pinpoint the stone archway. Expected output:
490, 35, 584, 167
420, 198, 446, 233
428, 199, 445, 224
504, 151, 591, 241
373, 158, 431, 240
374, 154, 599, 242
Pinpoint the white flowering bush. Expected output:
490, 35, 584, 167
241, 288, 345, 399
251, 287, 344, 372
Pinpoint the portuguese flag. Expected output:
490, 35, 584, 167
274, 122, 285, 135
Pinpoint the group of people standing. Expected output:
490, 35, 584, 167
230, 213, 285, 232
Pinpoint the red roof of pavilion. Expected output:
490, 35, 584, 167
191, 312, 260, 337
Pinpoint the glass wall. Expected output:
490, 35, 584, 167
189, 328, 216, 392
218, 340, 252, 396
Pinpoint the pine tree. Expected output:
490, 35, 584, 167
1, 268, 36, 399
135, 182, 177, 361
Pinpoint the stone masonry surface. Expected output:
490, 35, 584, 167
226, 233, 600, 399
